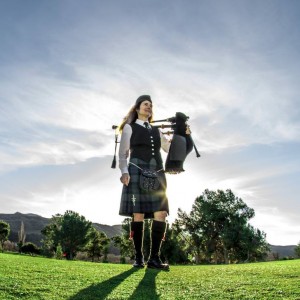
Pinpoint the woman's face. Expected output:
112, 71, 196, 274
137, 100, 152, 119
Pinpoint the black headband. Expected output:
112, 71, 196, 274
135, 95, 152, 105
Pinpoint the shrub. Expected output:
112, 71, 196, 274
3, 240, 18, 252
21, 242, 41, 255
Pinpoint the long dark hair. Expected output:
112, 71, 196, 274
119, 101, 153, 131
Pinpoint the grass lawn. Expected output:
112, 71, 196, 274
0, 252, 299, 299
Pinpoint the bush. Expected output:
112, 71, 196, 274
21, 242, 41, 255
282, 256, 294, 260
55, 244, 64, 260
3, 240, 18, 252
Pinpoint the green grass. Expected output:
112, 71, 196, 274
0, 253, 299, 300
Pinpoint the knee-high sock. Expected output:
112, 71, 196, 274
130, 221, 144, 258
149, 220, 166, 259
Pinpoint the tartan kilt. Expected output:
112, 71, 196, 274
119, 157, 169, 219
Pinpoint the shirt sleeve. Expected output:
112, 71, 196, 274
160, 129, 171, 153
118, 124, 132, 174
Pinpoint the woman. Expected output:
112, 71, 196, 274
118, 95, 171, 270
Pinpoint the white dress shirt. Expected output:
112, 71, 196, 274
119, 119, 170, 174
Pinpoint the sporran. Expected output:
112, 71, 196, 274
129, 162, 163, 192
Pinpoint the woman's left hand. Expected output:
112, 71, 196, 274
120, 173, 130, 186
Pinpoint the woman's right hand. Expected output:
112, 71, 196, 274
120, 173, 130, 186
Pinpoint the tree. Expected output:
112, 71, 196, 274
112, 218, 134, 263
161, 223, 189, 264
85, 227, 110, 262
237, 225, 269, 262
17, 221, 26, 253
0, 220, 10, 252
295, 242, 300, 258
102, 245, 109, 263
173, 215, 205, 264
175, 189, 268, 264
41, 210, 92, 260
41, 214, 63, 257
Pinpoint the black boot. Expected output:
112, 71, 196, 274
130, 221, 145, 268
147, 220, 169, 271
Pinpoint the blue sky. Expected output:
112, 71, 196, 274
0, 0, 299, 245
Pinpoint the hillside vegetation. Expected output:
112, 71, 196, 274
0, 253, 299, 299
0, 212, 122, 246
0, 212, 297, 260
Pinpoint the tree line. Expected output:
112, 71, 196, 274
1, 189, 300, 264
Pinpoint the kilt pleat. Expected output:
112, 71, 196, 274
119, 157, 169, 219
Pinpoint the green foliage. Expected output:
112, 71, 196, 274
111, 218, 135, 263
85, 227, 110, 262
20, 242, 40, 255
175, 189, 269, 264
0, 220, 10, 252
0, 253, 300, 299
161, 224, 189, 264
102, 245, 109, 263
41, 210, 92, 260
55, 244, 63, 259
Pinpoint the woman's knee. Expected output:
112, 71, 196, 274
133, 213, 144, 222
154, 211, 167, 222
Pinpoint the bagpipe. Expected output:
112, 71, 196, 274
111, 112, 200, 174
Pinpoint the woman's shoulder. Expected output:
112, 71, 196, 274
122, 123, 133, 133
124, 123, 132, 128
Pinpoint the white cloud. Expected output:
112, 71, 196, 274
1, 0, 300, 246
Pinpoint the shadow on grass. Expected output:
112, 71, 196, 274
68, 267, 161, 300
68, 267, 139, 300
128, 268, 161, 300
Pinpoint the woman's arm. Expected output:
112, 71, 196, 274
118, 124, 132, 174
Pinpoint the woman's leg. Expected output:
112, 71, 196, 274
131, 213, 145, 267
148, 211, 169, 270
133, 213, 145, 222
154, 211, 167, 222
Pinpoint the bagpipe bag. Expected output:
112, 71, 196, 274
165, 112, 194, 174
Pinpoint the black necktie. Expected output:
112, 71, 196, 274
144, 122, 151, 132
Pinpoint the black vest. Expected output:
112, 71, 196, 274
130, 123, 163, 167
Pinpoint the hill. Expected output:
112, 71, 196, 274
0, 212, 122, 247
269, 244, 297, 258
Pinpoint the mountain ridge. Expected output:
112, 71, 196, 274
0, 212, 122, 246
